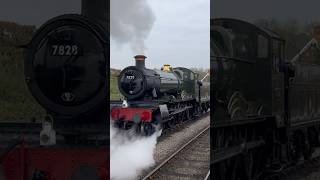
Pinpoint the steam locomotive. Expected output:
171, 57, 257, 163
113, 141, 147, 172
111, 55, 210, 136
0, 0, 109, 179
211, 18, 320, 180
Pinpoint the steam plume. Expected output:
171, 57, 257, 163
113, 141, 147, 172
110, 124, 161, 180
110, 0, 155, 53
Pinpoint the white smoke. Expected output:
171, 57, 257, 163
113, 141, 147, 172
110, 0, 155, 53
110, 123, 161, 180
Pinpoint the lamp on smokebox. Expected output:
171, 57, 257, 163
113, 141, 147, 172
40, 116, 56, 146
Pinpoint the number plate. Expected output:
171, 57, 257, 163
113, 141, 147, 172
51, 45, 79, 56
126, 75, 135, 80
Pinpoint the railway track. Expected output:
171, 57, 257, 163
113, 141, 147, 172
142, 126, 210, 180
264, 152, 320, 180
267, 156, 320, 180
159, 111, 210, 137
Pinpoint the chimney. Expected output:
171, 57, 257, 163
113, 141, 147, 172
134, 55, 147, 69
313, 25, 320, 42
81, 0, 109, 30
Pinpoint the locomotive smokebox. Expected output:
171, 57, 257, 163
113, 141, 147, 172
25, 0, 109, 121
134, 55, 147, 69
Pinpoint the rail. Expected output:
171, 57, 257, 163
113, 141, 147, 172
142, 126, 210, 180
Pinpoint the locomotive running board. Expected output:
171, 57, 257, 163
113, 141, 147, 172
169, 106, 193, 116
290, 118, 320, 129
213, 116, 271, 128
159, 105, 193, 123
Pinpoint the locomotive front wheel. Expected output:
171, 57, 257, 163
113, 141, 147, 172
303, 139, 313, 160
168, 120, 176, 129
217, 156, 241, 180
140, 123, 155, 136
243, 150, 262, 180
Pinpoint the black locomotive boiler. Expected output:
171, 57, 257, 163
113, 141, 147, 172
211, 18, 320, 180
111, 55, 210, 136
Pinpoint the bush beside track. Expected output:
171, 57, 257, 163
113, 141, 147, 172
110, 68, 123, 101
0, 21, 45, 122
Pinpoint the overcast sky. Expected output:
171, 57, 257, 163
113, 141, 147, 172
110, 0, 210, 69
212, 0, 320, 23
1, 1, 320, 69
0, 0, 80, 26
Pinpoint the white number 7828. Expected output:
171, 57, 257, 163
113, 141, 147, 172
52, 45, 78, 56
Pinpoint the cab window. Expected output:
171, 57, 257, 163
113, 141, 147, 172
272, 40, 284, 72
257, 35, 268, 58
190, 72, 195, 80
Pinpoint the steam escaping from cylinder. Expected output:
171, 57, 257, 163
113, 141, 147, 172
110, 123, 162, 180
110, 0, 155, 53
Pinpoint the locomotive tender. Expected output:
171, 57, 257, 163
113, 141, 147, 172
212, 18, 320, 180
0, 0, 109, 179
111, 55, 210, 136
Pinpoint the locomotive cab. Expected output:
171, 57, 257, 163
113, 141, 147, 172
173, 67, 199, 100
211, 18, 286, 121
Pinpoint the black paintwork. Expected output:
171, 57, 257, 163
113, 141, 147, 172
211, 18, 286, 122
211, 18, 320, 179
24, 1, 109, 122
